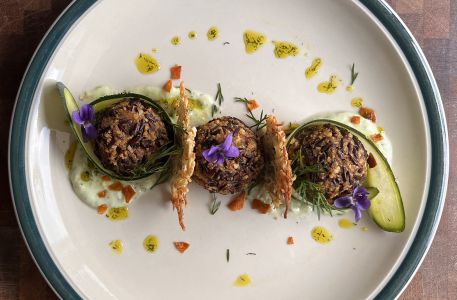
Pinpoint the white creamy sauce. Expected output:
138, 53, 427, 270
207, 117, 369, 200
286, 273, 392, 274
70, 145, 157, 208
80, 85, 214, 127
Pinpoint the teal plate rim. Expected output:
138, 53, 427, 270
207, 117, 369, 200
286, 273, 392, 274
8, 1, 449, 299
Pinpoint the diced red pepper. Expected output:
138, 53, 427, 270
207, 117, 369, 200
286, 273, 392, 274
97, 204, 108, 215
287, 236, 294, 245
170, 65, 182, 80
251, 199, 271, 214
371, 133, 384, 142
122, 185, 136, 204
174, 241, 190, 253
101, 175, 111, 181
163, 79, 173, 92
97, 190, 106, 198
350, 116, 361, 125
359, 107, 377, 123
108, 181, 123, 191
228, 191, 246, 211
247, 100, 260, 111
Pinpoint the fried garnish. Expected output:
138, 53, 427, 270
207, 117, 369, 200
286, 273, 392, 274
170, 81, 196, 230
262, 115, 293, 218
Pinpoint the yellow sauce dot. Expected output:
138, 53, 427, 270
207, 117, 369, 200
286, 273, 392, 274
64, 141, 77, 170
171, 36, 181, 45
351, 97, 364, 108
109, 240, 123, 254
143, 235, 159, 253
188, 31, 197, 39
106, 207, 129, 221
311, 226, 333, 244
317, 75, 339, 94
234, 274, 252, 287
243, 30, 267, 54
207, 26, 219, 41
151, 48, 158, 53
135, 53, 160, 74
346, 85, 353, 92
361, 226, 368, 232
80, 170, 91, 182
378, 126, 384, 133
273, 41, 300, 58
338, 218, 356, 229
305, 58, 323, 79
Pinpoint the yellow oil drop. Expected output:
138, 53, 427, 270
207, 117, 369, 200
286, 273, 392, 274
188, 31, 197, 39
234, 274, 252, 287
346, 85, 353, 92
109, 240, 123, 254
273, 41, 300, 58
171, 36, 181, 45
284, 122, 300, 135
361, 226, 368, 232
135, 53, 160, 74
80, 170, 91, 182
143, 235, 159, 253
317, 75, 339, 94
378, 126, 384, 134
305, 58, 322, 79
207, 26, 219, 41
351, 97, 364, 108
338, 218, 356, 229
243, 30, 267, 54
311, 226, 333, 244
64, 141, 77, 170
151, 48, 158, 53
106, 207, 129, 221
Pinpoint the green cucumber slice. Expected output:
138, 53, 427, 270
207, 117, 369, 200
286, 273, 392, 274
56, 82, 177, 181
288, 119, 405, 232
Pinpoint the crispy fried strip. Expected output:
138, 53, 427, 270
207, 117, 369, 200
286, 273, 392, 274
263, 115, 293, 218
170, 82, 196, 230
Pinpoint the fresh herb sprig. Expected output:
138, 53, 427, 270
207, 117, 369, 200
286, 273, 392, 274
246, 109, 267, 131
350, 63, 359, 85
234, 97, 250, 104
215, 83, 224, 106
209, 193, 221, 215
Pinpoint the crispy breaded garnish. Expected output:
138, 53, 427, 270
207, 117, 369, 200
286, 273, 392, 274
170, 82, 196, 230
262, 115, 293, 218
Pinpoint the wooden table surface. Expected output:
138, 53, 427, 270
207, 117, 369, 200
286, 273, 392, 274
0, 0, 455, 299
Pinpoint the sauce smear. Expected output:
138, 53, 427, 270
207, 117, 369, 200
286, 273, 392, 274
305, 58, 322, 79
311, 226, 333, 244
273, 41, 300, 58
243, 30, 267, 54
338, 218, 356, 229
317, 75, 339, 94
143, 235, 159, 253
207, 26, 219, 41
234, 274, 252, 287
109, 240, 123, 254
135, 53, 160, 74
106, 207, 129, 221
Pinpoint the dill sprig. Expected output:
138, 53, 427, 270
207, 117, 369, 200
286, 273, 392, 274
350, 63, 359, 85
209, 193, 221, 215
234, 97, 250, 104
246, 109, 267, 131
215, 83, 224, 106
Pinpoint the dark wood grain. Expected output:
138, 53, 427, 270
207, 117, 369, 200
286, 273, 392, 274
0, 0, 455, 299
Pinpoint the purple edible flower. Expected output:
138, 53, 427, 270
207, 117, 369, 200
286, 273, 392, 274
202, 133, 240, 166
334, 186, 371, 223
72, 104, 98, 142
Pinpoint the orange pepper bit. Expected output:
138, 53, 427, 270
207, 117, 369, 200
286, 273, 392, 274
247, 100, 260, 111
122, 185, 136, 204
251, 199, 271, 214
97, 204, 108, 215
101, 175, 111, 182
367, 153, 377, 168
359, 107, 377, 123
170, 65, 182, 80
287, 236, 294, 245
350, 116, 361, 125
227, 191, 246, 211
97, 190, 107, 198
371, 133, 384, 142
162, 79, 173, 92
108, 181, 123, 191
174, 241, 190, 253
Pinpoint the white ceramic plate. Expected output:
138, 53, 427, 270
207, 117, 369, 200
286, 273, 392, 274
9, 0, 448, 299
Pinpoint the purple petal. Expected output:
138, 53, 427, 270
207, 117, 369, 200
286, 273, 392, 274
203, 146, 220, 162
221, 133, 233, 151
80, 104, 95, 122
224, 145, 240, 158
72, 110, 83, 125
357, 196, 371, 210
84, 123, 98, 140
215, 155, 225, 166
352, 205, 362, 223
353, 186, 368, 201
333, 196, 353, 209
